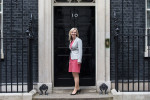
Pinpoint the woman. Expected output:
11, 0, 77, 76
68, 28, 82, 95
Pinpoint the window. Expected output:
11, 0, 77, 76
145, 0, 149, 57
146, 0, 150, 29
54, 0, 95, 3
0, 0, 3, 59
53, 0, 95, 6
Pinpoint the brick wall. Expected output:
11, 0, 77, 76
0, 0, 147, 85
110, 0, 146, 80
0, 0, 38, 83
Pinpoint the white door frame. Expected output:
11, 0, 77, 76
38, 0, 110, 93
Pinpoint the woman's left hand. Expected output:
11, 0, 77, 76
78, 62, 81, 64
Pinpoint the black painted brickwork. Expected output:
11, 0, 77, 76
0, 0, 147, 84
0, 0, 38, 83
110, 0, 147, 80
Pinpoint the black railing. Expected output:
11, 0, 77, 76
114, 29, 150, 92
0, 37, 34, 93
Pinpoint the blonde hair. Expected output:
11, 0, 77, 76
68, 28, 79, 41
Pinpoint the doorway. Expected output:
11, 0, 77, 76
54, 6, 95, 86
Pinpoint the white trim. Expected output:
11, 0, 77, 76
0, 90, 36, 100
105, 0, 110, 82
145, 0, 149, 57
38, 0, 53, 93
54, 3, 95, 6
52, 0, 54, 88
0, 0, 4, 59
95, 1, 97, 86
111, 89, 150, 100
38, 0, 111, 92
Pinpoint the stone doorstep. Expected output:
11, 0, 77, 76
52, 86, 97, 94
32, 93, 113, 100
33, 87, 113, 100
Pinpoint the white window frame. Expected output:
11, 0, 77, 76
0, 0, 4, 59
145, 0, 149, 57
54, 0, 95, 5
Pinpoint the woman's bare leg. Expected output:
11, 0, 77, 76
72, 72, 80, 94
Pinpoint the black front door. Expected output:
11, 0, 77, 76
54, 6, 95, 86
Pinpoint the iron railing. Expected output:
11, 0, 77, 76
114, 29, 150, 92
0, 36, 34, 93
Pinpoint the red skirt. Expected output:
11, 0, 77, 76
68, 57, 81, 73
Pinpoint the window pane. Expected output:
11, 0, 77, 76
55, 0, 68, 2
0, 4, 1, 12
71, 0, 94, 2
148, 0, 150, 9
147, 11, 150, 28
79, 0, 94, 2
55, 0, 94, 2
0, 14, 2, 29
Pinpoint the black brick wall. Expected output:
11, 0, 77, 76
110, 0, 146, 80
0, 0, 38, 83
0, 0, 147, 84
